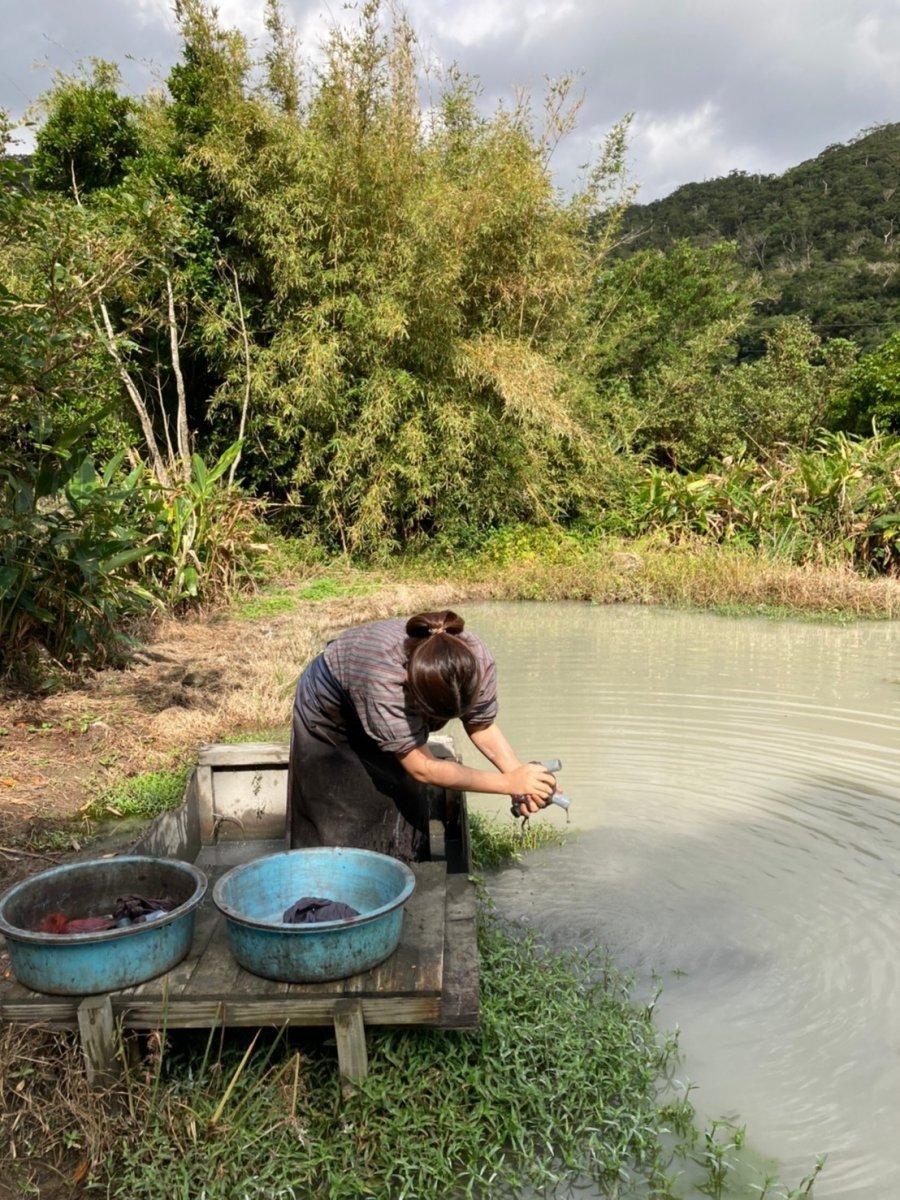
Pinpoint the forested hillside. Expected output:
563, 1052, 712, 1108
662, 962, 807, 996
619, 123, 900, 353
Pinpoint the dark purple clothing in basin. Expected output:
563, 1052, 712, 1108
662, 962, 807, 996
282, 896, 360, 924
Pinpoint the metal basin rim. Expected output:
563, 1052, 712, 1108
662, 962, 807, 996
212, 847, 416, 934
0, 855, 209, 945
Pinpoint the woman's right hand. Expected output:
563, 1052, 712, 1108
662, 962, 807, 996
504, 762, 556, 801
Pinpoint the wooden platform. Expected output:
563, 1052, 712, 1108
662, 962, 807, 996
0, 845, 478, 1033
0, 741, 479, 1085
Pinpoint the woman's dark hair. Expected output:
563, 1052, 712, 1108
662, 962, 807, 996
405, 610, 480, 722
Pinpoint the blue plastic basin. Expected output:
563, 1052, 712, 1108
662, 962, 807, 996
213, 848, 416, 982
0, 856, 207, 995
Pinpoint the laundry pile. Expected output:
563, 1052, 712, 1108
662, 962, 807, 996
34, 894, 178, 935
282, 896, 360, 924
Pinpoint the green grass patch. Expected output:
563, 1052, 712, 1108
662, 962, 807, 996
294, 575, 377, 601
105, 913, 684, 1200
707, 600, 864, 625
83, 765, 190, 820
228, 588, 299, 620
469, 810, 566, 869
228, 575, 378, 620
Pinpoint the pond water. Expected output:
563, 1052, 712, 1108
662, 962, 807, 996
453, 602, 900, 1199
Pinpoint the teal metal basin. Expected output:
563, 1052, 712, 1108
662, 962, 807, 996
213, 847, 416, 982
0, 856, 207, 995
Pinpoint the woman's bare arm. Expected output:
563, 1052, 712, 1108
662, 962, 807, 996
469, 723, 551, 814
466, 723, 520, 773
396, 742, 554, 799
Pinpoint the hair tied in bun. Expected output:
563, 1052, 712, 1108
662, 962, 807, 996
405, 610, 465, 640
404, 610, 478, 722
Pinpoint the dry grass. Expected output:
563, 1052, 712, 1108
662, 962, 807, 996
0, 1022, 147, 1199
0, 577, 472, 867
404, 534, 900, 618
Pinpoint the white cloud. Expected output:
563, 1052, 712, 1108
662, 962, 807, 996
853, 12, 900, 89
628, 101, 774, 200
417, 0, 577, 48
4, 0, 898, 199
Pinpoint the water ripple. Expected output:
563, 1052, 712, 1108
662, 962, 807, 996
456, 602, 900, 1199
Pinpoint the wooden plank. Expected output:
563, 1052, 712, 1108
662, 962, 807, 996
77, 995, 120, 1086
333, 998, 367, 1091
438, 874, 479, 1029
1, 983, 75, 1022
0, 976, 39, 1005
199, 743, 289, 768
178, 917, 244, 1000
0, 993, 442, 1029
116, 994, 440, 1027
445, 874, 477, 924
364, 861, 444, 995
115, 897, 223, 1006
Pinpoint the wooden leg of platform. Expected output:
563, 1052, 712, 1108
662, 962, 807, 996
333, 999, 367, 1092
77, 995, 120, 1087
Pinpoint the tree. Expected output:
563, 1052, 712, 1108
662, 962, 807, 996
31, 62, 139, 196
157, 0, 632, 549
643, 319, 857, 466
617, 123, 900, 354
841, 332, 900, 433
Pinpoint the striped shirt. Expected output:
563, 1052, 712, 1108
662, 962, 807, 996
298, 618, 498, 755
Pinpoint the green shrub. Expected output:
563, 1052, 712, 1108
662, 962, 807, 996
642, 318, 857, 468
637, 430, 900, 574
0, 440, 261, 679
841, 331, 900, 433
0, 450, 155, 678
142, 444, 262, 607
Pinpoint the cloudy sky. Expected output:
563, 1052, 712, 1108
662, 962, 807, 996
3, 0, 898, 200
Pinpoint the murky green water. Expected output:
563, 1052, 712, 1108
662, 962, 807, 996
453, 602, 900, 1198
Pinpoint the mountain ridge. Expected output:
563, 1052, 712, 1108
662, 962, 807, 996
619, 122, 900, 352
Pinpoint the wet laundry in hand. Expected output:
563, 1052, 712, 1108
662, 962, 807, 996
282, 896, 360, 924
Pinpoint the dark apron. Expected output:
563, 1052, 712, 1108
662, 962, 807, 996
287, 654, 429, 863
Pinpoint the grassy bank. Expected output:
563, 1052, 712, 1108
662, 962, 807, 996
0, 916, 680, 1199
392, 530, 900, 620
0, 822, 820, 1200
0, 536, 892, 1194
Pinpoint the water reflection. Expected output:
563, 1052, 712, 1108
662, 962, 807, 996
453, 603, 900, 1199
